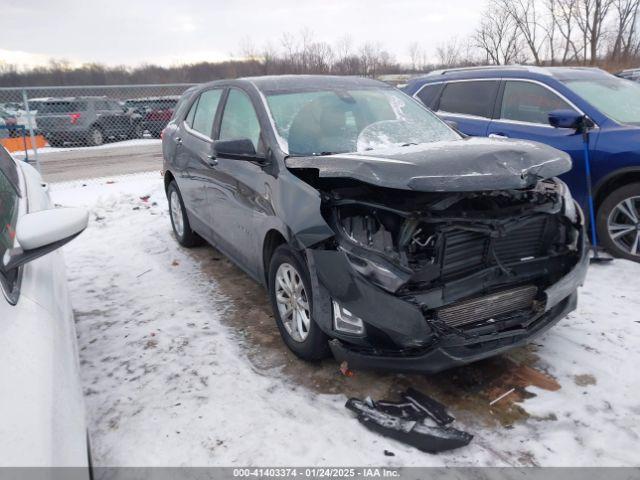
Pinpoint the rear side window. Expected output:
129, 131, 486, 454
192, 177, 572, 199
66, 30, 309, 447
38, 101, 87, 114
438, 81, 499, 118
187, 89, 223, 137
219, 89, 261, 149
416, 83, 443, 109
501, 81, 573, 124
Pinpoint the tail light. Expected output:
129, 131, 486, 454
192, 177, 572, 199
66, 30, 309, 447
160, 129, 165, 139
69, 113, 81, 124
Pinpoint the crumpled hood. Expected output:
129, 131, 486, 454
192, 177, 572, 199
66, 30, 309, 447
285, 137, 572, 192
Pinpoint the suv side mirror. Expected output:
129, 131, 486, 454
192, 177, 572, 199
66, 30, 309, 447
548, 109, 586, 130
1, 208, 88, 272
213, 138, 264, 162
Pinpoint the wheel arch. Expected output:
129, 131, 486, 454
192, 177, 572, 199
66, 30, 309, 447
594, 167, 640, 211
262, 229, 288, 286
163, 169, 176, 194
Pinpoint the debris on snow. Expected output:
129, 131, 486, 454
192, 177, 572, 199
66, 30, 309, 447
346, 389, 472, 453
489, 388, 516, 406
339, 361, 354, 377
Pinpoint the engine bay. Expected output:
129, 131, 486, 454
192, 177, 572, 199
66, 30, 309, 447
319, 178, 582, 296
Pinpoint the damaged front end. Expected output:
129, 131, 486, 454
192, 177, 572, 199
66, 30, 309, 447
304, 176, 588, 373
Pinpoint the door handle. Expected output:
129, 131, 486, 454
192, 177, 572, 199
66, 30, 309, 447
489, 133, 509, 139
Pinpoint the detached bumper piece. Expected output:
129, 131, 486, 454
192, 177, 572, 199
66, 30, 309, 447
345, 388, 472, 453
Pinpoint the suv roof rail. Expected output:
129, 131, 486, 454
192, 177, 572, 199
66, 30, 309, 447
424, 64, 554, 77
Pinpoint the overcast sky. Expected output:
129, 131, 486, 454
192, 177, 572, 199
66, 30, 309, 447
1, 0, 484, 69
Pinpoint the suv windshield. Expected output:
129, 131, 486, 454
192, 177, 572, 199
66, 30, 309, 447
264, 87, 458, 156
38, 101, 87, 114
564, 75, 640, 125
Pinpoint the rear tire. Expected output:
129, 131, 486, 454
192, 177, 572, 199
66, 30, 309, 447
597, 183, 640, 262
268, 244, 330, 361
86, 126, 104, 146
167, 181, 201, 247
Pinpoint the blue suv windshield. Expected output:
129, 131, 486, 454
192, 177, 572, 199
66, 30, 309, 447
265, 88, 459, 156
564, 75, 640, 125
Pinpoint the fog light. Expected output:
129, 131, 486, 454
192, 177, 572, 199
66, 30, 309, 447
332, 300, 364, 335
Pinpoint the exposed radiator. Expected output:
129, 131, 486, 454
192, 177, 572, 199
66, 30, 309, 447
441, 215, 551, 279
435, 285, 538, 328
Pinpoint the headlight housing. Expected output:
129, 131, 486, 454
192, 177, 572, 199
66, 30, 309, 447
555, 178, 579, 224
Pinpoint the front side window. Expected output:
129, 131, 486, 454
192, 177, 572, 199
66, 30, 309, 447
438, 81, 499, 118
564, 74, 640, 125
219, 89, 261, 149
188, 89, 223, 137
501, 81, 573, 124
265, 87, 458, 156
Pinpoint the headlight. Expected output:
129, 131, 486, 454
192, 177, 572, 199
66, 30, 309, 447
555, 178, 578, 223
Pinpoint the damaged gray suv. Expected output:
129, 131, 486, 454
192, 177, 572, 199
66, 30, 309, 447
162, 75, 588, 373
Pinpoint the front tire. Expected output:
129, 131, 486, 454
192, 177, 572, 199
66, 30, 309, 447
268, 244, 330, 361
130, 122, 145, 139
167, 181, 201, 247
597, 183, 640, 262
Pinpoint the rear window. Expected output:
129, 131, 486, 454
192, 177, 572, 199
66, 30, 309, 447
438, 81, 499, 118
38, 101, 87, 114
416, 83, 443, 109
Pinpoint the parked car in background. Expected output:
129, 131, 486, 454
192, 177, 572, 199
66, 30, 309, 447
0, 108, 18, 137
125, 96, 179, 137
405, 66, 640, 261
616, 67, 640, 82
163, 75, 586, 372
0, 145, 90, 469
37, 96, 144, 147
3, 98, 52, 133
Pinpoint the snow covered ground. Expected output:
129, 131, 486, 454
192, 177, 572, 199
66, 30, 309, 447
51, 173, 640, 467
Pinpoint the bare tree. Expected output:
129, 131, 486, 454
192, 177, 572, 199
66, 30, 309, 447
549, 0, 581, 62
474, 2, 526, 64
407, 41, 422, 70
574, 0, 614, 64
435, 37, 463, 66
609, 0, 640, 61
497, 0, 548, 64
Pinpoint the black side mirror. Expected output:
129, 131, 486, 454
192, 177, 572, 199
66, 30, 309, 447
548, 109, 587, 130
213, 138, 264, 162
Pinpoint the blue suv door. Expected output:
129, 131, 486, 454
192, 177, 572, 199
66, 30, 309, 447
431, 80, 500, 137
486, 79, 593, 207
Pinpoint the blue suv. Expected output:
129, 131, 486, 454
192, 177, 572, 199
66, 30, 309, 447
404, 66, 640, 262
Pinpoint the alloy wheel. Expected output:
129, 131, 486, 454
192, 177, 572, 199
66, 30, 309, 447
274, 263, 311, 342
607, 196, 640, 257
170, 190, 184, 238
92, 128, 103, 145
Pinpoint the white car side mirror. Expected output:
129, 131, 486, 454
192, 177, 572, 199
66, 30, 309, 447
1, 208, 88, 272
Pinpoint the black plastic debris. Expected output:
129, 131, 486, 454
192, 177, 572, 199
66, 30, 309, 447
345, 389, 472, 454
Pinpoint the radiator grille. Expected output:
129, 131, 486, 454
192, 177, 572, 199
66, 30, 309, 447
493, 216, 548, 264
435, 285, 538, 328
441, 215, 551, 279
441, 230, 488, 278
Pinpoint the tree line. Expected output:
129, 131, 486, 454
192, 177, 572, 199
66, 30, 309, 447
1, 1, 640, 87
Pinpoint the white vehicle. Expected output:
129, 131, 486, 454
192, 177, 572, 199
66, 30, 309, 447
0, 145, 90, 470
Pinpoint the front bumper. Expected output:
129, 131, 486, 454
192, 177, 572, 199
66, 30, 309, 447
308, 234, 589, 373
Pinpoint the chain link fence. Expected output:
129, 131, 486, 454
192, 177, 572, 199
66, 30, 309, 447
0, 84, 196, 167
